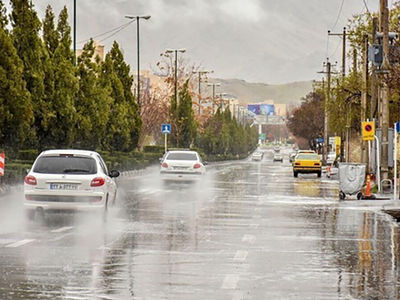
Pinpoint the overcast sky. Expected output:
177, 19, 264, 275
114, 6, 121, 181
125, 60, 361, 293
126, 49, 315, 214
10, 1, 380, 84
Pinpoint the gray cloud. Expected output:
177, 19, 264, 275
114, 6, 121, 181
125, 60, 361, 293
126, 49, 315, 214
10, 0, 380, 83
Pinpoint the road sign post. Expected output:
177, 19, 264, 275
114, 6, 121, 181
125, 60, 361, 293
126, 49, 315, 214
394, 122, 400, 200
161, 124, 171, 153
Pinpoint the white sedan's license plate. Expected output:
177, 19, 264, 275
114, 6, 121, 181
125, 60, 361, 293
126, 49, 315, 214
50, 183, 78, 190
174, 166, 189, 170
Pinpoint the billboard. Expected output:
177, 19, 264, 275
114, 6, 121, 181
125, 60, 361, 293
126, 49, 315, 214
247, 104, 275, 116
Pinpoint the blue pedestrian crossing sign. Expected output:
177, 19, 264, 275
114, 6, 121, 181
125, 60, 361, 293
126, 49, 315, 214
396, 122, 400, 133
161, 124, 171, 134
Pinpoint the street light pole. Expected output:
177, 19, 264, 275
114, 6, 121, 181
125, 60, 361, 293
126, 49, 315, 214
73, 0, 76, 66
137, 16, 140, 107
165, 49, 186, 106
207, 82, 220, 113
125, 15, 151, 108
193, 70, 213, 114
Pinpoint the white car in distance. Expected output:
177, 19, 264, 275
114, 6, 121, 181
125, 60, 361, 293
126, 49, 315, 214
24, 149, 119, 219
252, 152, 263, 161
160, 150, 206, 181
273, 153, 283, 162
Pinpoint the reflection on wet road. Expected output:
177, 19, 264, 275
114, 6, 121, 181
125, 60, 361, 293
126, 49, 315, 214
0, 149, 399, 299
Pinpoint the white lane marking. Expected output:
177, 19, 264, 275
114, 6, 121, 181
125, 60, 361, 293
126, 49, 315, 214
51, 232, 74, 242
51, 226, 74, 233
233, 250, 248, 262
221, 274, 240, 289
0, 239, 16, 245
242, 234, 256, 244
5, 239, 35, 248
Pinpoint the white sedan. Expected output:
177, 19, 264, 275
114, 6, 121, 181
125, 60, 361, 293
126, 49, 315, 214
252, 152, 263, 161
160, 150, 206, 181
24, 149, 119, 219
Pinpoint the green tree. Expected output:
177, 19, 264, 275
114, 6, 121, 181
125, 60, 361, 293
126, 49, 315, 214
42, 5, 59, 58
47, 6, 78, 147
10, 0, 49, 148
0, 0, 7, 29
0, 1, 33, 148
174, 80, 197, 148
108, 41, 141, 151
100, 48, 128, 151
75, 39, 112, 149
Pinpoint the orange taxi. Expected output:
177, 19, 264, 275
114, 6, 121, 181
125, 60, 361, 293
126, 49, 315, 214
293, 153, 322, 178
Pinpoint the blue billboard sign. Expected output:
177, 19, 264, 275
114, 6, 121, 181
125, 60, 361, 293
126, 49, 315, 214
247, 104, 260, 115
260, 104, 275, 116
247, 104, 275, 116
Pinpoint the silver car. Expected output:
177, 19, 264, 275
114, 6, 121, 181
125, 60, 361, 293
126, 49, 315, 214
160, 150, 206, 181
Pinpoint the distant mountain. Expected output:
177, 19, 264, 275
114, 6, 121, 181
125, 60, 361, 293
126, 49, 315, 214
206, 78, 313, 104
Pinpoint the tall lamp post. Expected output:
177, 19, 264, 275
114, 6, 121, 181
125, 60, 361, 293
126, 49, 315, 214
125, 15, 151, 108
207, 82, 220, 113
73, 0, 76, 66
193, 70, 213, 114
165, 49, 186, 106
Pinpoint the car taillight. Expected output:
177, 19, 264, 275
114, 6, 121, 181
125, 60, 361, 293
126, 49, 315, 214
314, 162, 321, 166
294, 162, 300, 166
91, 177, 105, 187
24, 175, 37, 185
161, 162, 168, 168
193, 163, 201, 169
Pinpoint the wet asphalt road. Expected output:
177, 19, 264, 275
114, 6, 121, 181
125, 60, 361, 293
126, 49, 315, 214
0, 148, 400, 299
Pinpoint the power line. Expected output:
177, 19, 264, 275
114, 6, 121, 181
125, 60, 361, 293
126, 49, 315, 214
362, 0, 372, 18
77, 20, 135, 44
332, 0, 345, 30
98, 22, 133, 43
330, 37, 342, 58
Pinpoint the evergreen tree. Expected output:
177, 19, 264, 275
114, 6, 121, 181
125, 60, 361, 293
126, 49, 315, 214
48, 6, 78, 147
10, 0, 49, 148
42, 5, 59, 57
0, 0, 7, 29
100, 50, 128, 151
0, 1, 33, 148
176, 80, 197, 148
75, 39, 112, 149
108, 41, 142, 151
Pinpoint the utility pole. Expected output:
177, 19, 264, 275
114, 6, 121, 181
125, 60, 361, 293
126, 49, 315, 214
371, 17, 378, 120
193, 70, 212, 114
207, 83, 221, 113
346, 47, 358, 163
380, 0, 390, 180
328, 27, 346, 78
352, 48, 357, 73
328, 28, 347, 161
165, 49, 186, 106
318, 59, 332, 164
73, 0, 76, 66
125, 15, 151, 108
361, 34, 369, 165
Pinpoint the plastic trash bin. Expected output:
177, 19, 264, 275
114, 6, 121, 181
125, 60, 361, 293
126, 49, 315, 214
338, 163, 366, 199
